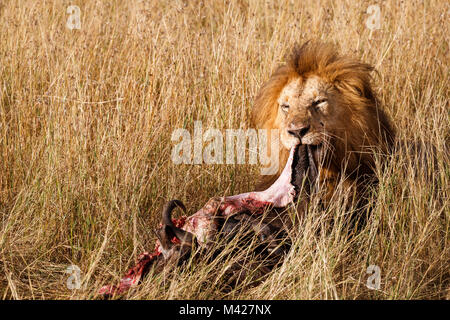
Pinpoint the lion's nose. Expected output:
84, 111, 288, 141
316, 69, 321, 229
288, 125, 310, 139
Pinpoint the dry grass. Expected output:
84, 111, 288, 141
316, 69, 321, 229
0, 0, 448, 299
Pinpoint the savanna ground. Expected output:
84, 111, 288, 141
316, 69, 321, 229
0, 0, 448, 300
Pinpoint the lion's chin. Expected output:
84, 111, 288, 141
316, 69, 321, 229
300, 133, 324, 146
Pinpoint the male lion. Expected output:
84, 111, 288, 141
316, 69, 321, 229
252, 42, 395, 210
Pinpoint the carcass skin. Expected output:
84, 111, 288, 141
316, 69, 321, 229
99, 144, 315, 297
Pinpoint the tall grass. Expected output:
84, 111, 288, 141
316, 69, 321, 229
0, 0, 448, 299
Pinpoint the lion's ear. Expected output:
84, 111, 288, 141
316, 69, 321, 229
330, 62, 375, 101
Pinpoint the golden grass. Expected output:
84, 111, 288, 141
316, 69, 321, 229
0, 0, 448, 299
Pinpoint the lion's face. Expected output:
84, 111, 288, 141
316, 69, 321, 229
276, 76, 339, 151
252, 42, 395, 188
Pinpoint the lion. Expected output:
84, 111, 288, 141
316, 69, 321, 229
252, 42, 395, 209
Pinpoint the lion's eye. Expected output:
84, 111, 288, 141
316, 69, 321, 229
281, 103, 289, 112
312, 99, 327, 107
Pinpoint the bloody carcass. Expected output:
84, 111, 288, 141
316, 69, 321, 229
99, 144, 317, 297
